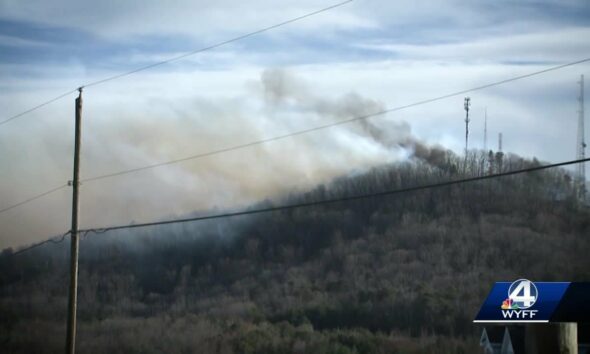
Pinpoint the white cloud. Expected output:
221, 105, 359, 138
357, 27, 590, 63
0, 34, 50, 47
0, 0, 369, 40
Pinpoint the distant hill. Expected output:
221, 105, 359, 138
1, 149, 589, 354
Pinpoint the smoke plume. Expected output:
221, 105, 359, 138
0, 68, 436, 249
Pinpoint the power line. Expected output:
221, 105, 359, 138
0, 1, 353, 127
83, 56, 590, 183
0, 184, 68, 215
7, 157, 589, 257
0, 89, 78, 127
82, 1, 353, 88
80, 157, 590, 235
10, 231, 70, 256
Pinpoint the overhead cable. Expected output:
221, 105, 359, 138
0, 1, 353, 127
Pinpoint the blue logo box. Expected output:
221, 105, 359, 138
474, 281, 578, 323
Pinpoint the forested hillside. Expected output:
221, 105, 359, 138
1, 149, 589, 354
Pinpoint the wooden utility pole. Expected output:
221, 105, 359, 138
558, 323, 578, 354
525, 323, 578, 354
66, 87, 83, 354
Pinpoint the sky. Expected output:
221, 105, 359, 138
1, 0, 589, 249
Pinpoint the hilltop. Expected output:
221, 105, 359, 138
1, 149, 589, 354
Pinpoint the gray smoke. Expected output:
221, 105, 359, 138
260, 68, 413, 148
1, 68, 437, 249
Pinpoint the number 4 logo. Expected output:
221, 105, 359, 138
508, 279, 538, 309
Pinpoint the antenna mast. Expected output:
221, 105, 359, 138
464, 97, 471, 157
484, 107, 488, 152
496, 132, 504, 173
576, 75, 586, 202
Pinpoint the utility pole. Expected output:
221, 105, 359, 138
558, 323, 578, 354
525, 324, 578, 354
66, 87, 83, 354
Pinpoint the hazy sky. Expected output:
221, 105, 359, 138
1, 0, 589, 249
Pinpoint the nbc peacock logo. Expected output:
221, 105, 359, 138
501, 298, 519, 310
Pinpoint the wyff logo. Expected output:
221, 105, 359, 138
500, 279, 539, 319
475, 280, 572, 323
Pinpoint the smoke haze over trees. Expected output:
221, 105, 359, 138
0, 69, 413, 249
1, 149, 589, 353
